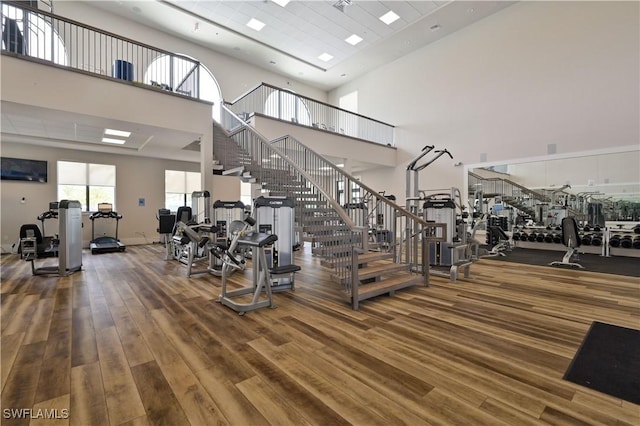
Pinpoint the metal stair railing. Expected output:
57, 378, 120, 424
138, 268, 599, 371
469, 171, 552, 216
217, 106, 444, 302
218, 105, 368, 293
224, 82, 395, 146
270, 135, 443, 282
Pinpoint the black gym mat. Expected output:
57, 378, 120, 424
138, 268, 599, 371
563, 321, 640, 404
488, 247, 640, 277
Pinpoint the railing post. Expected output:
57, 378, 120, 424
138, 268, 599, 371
351, 245, 359, 310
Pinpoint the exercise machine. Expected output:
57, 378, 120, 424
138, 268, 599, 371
405, 145, 452, 216
21, 200, 82, 276
210, 200, 247, 275
172, 220, 218, 277
550, 216, 584, 268
89, 203, 125, 254
254, 196, 298, 291
217, 232, 278, 315
18, 202, 60, 259
157, 208, 176, 259
192, 191, 211, 224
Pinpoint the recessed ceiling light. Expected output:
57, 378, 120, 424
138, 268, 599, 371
246, 18, 265, 31
430, 24, 441, 31
272, 0, 290, 7
318, 52, 333, 62
102, 137, 126, 145
105, 128, 131, 137
345, 34, 363, 46
379, 10, 399, 25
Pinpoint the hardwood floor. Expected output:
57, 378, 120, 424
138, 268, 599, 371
1, 244, 639, 425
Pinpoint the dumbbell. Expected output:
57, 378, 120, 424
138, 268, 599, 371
633, 236, 640, 249
528, 232, 537, 242
553, 233, 562, 243
544, 233, 554, 243
621, 235, 633, 248
520, 232, 528, 241
536, 233, 545, 242
593, 225, 601, 232
609, 234, 621, 248
583, 225, 591, 232
591, 235, 602, 246
581, 234, 592, 246
634, 224, 640, 234
512, 231, 521, 241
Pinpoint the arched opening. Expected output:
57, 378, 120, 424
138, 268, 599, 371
1, 4, 67, 65
265, 90, 311, 126
144, 53, 222, 121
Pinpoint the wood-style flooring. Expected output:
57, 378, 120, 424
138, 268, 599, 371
1, 244, 639, 425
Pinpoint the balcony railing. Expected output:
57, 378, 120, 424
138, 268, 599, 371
225, 82, 395, 147
1, 1, 200, 98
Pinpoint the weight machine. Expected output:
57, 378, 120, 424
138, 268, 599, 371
21, 200, 83, 276
254, 196, 298, 291
210, 200, 247, 275
406, 145, 452, 216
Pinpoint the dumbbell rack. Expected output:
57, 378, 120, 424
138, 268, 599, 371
607, 225, 640, 258
511, 224, 640, 258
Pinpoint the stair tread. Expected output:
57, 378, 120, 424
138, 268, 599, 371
321, 251, 394, 268
357, 262, 409, 280
356, 274, 423, 299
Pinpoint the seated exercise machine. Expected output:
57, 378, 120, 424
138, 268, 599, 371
254, 196, 300, 291
18, 201, 60, 258
89, 203, 125, 254
217, 232, 277, 315
21, 200, 82, 276
550, 216, 584, 268
210, 200, 247, 276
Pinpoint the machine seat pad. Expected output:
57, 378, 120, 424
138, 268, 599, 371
270, 264, 301, 275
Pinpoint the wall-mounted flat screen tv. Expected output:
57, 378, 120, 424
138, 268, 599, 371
1, 157, 48, 182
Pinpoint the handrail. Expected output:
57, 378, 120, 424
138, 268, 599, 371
224, 82, 395, 146
1, 1, 201, 98
1, 1, 196, 61
227, 82, 396, 127
469, 171, 550, 202
220, 104, 361, 232
271, 134, 432, 228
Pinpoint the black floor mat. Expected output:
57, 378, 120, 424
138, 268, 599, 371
488, 247, 640, 277
564, 321, 640, 404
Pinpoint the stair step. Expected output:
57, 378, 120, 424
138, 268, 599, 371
353, 274, 424, 302
311, 233, 358, 243
312, 244, 356, 257
321, 251, 394, 268
356, 262, 409, 281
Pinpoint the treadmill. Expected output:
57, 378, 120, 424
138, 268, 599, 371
89, 203, 126, 254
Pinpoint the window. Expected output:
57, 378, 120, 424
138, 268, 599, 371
57, 161, 115, 211
165, 170, 201, 212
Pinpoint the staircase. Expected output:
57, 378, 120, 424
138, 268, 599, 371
215, 106, 443, 309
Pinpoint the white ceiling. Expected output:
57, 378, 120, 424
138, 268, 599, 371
2, 0, 515, 164
90, 0, 515, 91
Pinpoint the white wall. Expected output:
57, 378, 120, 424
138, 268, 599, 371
329, 1, 640, 203
0, 142, 198, 252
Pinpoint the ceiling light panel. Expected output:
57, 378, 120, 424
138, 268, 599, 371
246, 18, 265, 31
104, 128, 131, 137
318, 53, 334, 62
271, 0, 290, 7
345, 34, 363, 46
102, 137, 126, 145
379, 11, 400, 25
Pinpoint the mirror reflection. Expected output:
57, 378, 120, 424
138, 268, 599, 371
468, 150, 640, 227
